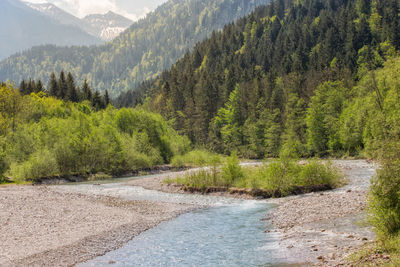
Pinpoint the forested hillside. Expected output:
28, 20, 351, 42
137, 0, 400, 159
0, 0, 102, 60
0, 0, 271, 96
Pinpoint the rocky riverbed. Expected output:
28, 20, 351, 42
0, 160, 377, 266
127, 160, 378, 266
266, 160, 377, 266
0, 185, 195, 267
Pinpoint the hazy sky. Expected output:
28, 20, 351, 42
24, 0, 168, 20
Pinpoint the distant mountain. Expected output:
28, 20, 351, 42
26, 3, 132, 41
25, 2, 83, 29
0, 0, 271, 96
0, 0, 102, 59
83, 11, 133, 41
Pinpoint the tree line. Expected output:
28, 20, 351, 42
125, 0, 400, 159
19, 71, 111, 110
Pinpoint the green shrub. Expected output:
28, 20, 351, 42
167, 158, 344, 197
257, 159, 301, 195
0, 86, 191, 182
179, 169, 224, 189
9, 150, 59, 182
171, 150, 222, 167
369, 142, 400, 237
298, 160, 342, 187
0, 147, 9, 183
222, 152, 243, 186
122, 133, 163, 170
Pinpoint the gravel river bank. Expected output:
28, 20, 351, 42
0, 160, 376, 266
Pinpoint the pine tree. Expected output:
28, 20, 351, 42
48, 72, 59, 97
91, 91, 106, 110
58, 71, 67, 100
19, 80, 28, 95
27, 79, 36, 94
66, 72, 79, 102
35, 80, 44, 93
104, 90, 111, 106
81, 79, 92, 101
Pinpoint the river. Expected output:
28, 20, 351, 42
52, 160, 375, 266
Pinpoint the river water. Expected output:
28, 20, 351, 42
80, 202, 287, 267
55, 160, 375, 267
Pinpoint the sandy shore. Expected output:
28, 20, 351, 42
0, 185, 195, 267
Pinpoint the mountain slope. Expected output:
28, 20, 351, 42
0, 0, 102, 60
26, 3, 132, 41
0, 0, 271, 96
83, 11, 133, 41
137, 0, 400, 155
25, 2, 83, 30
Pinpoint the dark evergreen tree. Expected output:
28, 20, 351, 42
81, 79, 92, 101
48, 72, 59, 97
35, 80, 44, 93
58, 71, 67, 100
91, 91, 105, 110
104, 90, 111, 106
66, 72, 79, 102
19, 80, 28, 95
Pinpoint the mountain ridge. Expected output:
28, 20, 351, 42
25, 2, 132, 41
0, 0, 102, 59
0, 0, 271, 96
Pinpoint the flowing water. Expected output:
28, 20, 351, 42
79, 202, 288, 267
54, 160, 375, 267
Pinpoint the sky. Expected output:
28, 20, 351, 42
24, 0, 168, 20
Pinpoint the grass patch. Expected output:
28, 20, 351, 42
165, 155, 344, 198
170, 149, 223, 167
349, 238, 398, 266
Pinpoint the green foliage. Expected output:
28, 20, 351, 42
0, 146, 9, 183
212, 85, 243, 154
306, 81, 347, 156
0, 84, 189, 182
19, 72, 109, 110
297, 160, 343, 187
140, 0, 400, 158
167, 159, 343, 197
9, 149, 59, 182
221, 152, 244, 186
255, 159, 301, 195
370, 142, 400, 237
171, 149, 222, 168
